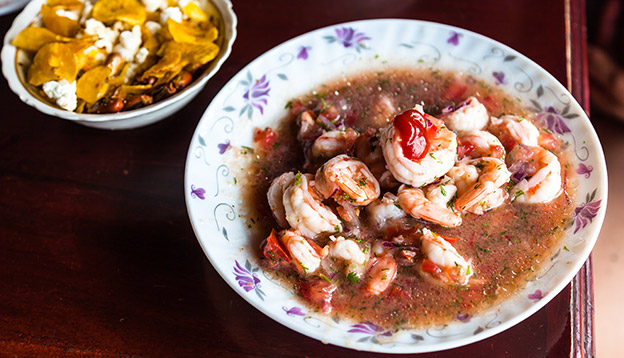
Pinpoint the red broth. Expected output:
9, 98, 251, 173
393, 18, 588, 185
239, 68, 575, 329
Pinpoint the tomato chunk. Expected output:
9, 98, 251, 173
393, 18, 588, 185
421, 258, 442, 276
299, 279, 335, 314
253, 127, 278, 150
443, 81, 467, 101
262, 229, 290, 267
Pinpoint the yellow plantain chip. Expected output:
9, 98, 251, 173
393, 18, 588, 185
180, 2, 208, 23
92, 0, 146, 26
47, 0, 84, 7
187, 41, 219, 64
41, 4, 81, 37
141, 41, 184, 80
76, 66, 112, 103
167, 19, 217, 44
27, 42, 77, 86
12, 27, 70, 52
66, 38, 96, 70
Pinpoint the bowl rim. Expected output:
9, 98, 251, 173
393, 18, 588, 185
0, 0, 238, 123
183, 18, 608, 353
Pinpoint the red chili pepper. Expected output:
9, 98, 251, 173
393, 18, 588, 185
253, 127, 278, 150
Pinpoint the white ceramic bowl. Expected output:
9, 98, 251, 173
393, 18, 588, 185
184, 19, 608, 353
1, 0, 237, 130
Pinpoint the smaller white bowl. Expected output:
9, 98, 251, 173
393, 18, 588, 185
1, 0, 237, 130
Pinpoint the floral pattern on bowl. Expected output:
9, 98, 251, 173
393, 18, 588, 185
184, 19, 607, 353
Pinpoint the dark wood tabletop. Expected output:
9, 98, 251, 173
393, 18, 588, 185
0, 0, 593, 357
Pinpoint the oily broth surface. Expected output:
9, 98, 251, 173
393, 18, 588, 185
239, 68, 574, 329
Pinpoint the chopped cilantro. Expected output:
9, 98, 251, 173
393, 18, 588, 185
347, 272, 360, 284
295, 172, 303, 186
511, 190, 525, 202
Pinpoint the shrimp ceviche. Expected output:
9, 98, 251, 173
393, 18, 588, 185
240, 69, 575, 329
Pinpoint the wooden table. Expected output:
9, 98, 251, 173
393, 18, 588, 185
0, 0, 594, 356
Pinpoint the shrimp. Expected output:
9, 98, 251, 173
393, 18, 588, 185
441, 96, 489, 132
457, 130, 505, 160
489, 115, 539, 149
311, 128, 359, 159
283, 172, 342, 238
507, 145, 562, 203
280, 229, 324, 275
397, 182, 462, 227
380, 108, 457, 187
447, 159, 509, 215
366, 193, 407, 229
327, 236, 370, 276
315, 154, 380, 206
267, 172, 295, 228
453, 157, 511, 212
419, 228, 472, 286
364, 255, 398, 295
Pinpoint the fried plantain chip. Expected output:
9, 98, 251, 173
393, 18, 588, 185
12, 27, 70, 52
27, 42, 77, 86
76, 65, 112, 103
92, 0, 146, 26
180, 1, 208, 23
167, 19, 217, 44
41, 4, 81, 37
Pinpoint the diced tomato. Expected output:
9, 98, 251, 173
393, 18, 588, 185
538, 131, 558, 151
289, 100, 306, 115
480, 96, 496, 113
262, 229, 290, 267
323, 105, 340, 121
299, 279, 335, 313
443, 81, 467, 101
421, 259, 442, 276
457, 138, 476, 158
253, 127, 278, 150
387, 283, 412, 301
399, 249, 416, 262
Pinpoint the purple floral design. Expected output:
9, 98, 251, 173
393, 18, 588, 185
447, 31, 462, 46
577, 163, 594, 178
240, 72, 270, 118
282, 306, 305, 317
529, 85, 579, 134
233, 260, 265, 300
574, 189, 602, 234
348, 322, 392, 343
324, 27, 370, 52
528, 289, 544, 302
190, 185, 206, 200
456, 313, 471, 322
493, 71, 506, 85
217, 140, 230, 154
297, 46, 311, 60
534, 106, 572, 135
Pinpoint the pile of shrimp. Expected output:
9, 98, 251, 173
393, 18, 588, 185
260, 95, 564, 314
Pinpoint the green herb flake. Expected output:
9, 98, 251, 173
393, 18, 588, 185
347, 272, 360, 284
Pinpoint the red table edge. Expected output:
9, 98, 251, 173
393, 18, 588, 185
568, 0, 595, 357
